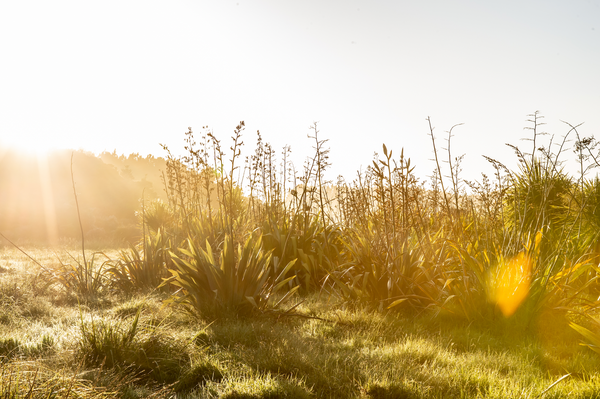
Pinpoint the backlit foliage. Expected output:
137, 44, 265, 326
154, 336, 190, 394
4, 113, 600, 396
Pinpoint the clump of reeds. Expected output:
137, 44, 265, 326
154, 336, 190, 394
108, 112, 600, 350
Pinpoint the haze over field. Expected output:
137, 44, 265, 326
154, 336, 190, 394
4, 4, 600, 396
1, 1, 599, 181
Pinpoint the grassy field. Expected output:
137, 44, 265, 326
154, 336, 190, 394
3, 116, 600, 397
2, 246, 600, 398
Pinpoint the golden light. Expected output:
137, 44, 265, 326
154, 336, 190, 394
36, 152, 59, 245
491, 252, 532, 317
2, 134, 61, 157
0, 143, 60, 245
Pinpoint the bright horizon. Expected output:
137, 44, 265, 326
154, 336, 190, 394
1, 1, 599, 183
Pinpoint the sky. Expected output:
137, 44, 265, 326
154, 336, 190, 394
1, 0, 599, 184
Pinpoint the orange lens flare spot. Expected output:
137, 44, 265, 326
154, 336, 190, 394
493, 252, 531, 317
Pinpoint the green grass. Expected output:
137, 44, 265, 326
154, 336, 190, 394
2, 245, 600, 398
4, 115, 600, 397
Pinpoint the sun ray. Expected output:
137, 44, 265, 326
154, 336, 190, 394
36, 152, 59, 245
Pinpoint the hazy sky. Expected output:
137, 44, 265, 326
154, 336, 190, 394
1, 1, 599, 183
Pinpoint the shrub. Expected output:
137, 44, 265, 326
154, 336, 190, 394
108, 229, 172, 292
165, 234, 299, 315
44, 252, 110, 297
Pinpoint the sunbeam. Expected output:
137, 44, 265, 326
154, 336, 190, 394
36, 152, 59, 245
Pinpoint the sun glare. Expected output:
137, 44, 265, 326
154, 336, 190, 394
491, 252, 532, 317
36, 152, 59, 245
0, 137, 60, 245
3, 138, 58, 157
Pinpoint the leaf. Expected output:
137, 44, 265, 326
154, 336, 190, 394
387, 298, 407, 309
274, 259, 298, 283
570, 322, 600, 355
274, 285, 300, 308
539, 373, 571, 397
440, 295, 456, 307
245, 296, 259, 309
442, 278, 455, 290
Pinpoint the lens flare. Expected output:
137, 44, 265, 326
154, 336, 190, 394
492, 252, 531, 317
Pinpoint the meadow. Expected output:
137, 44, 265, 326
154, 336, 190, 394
2, 114, 600, 398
